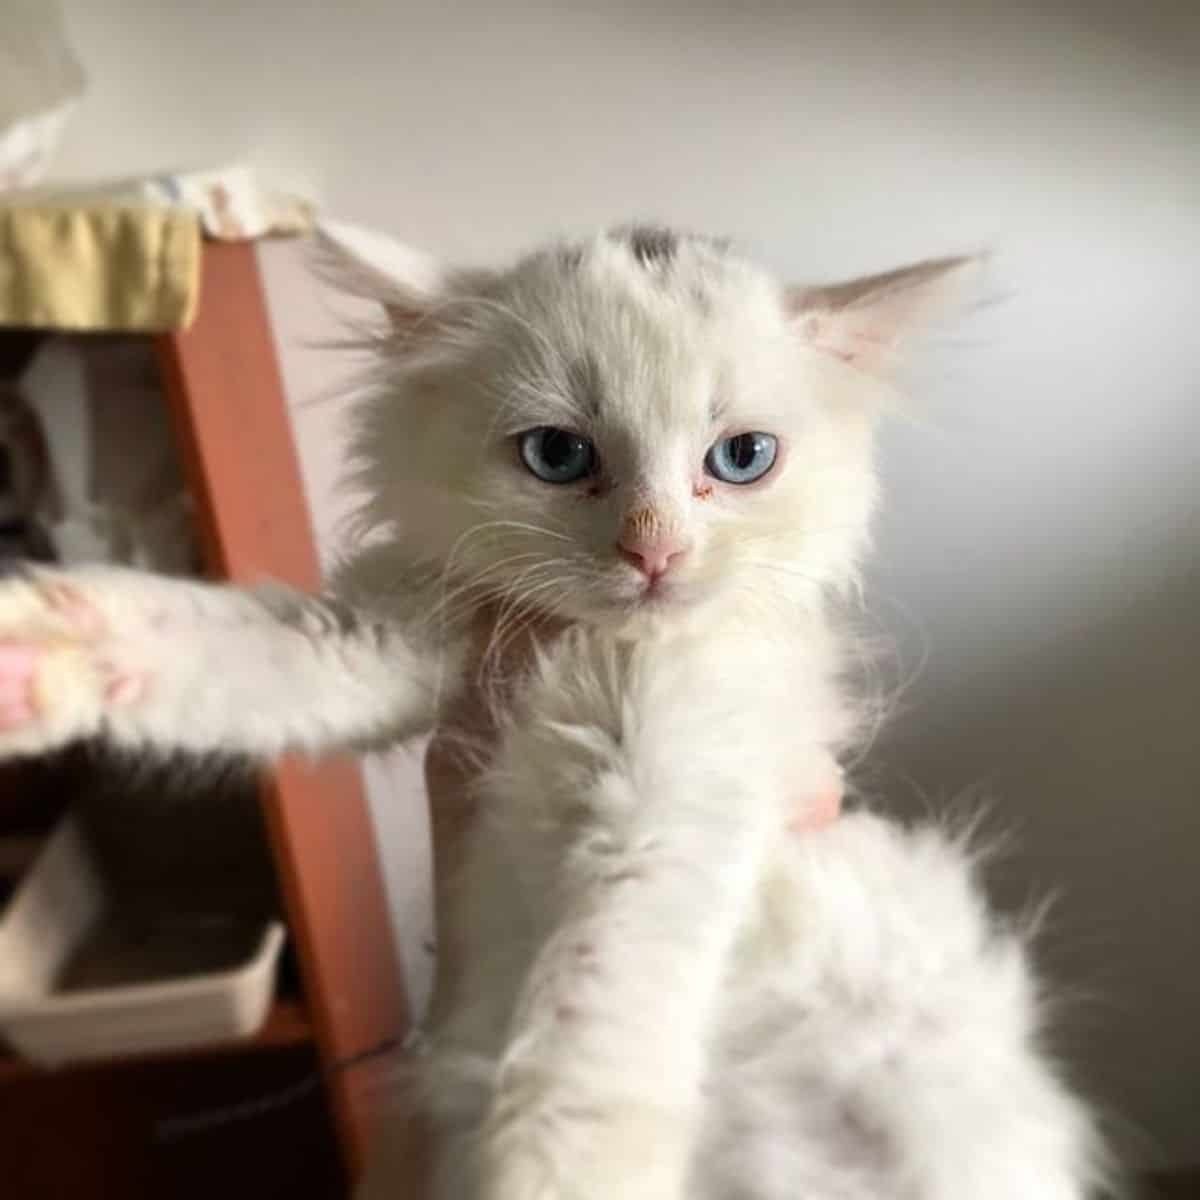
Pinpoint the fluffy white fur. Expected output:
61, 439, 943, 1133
0, 226, 1104, 1197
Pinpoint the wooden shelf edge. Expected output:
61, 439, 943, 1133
158, 243, 413, 1180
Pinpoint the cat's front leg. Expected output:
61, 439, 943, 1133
478, 774, 777, 1200
469, 630, 817, 1199
0, 561, 453, 760
481, 1096, 690, 1200
481, 1054, 694, 1200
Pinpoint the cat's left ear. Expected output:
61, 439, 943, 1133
314, 220, 481, 334
786, 254, 985, 374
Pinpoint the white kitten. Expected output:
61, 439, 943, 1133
0, 225, 1105, 1198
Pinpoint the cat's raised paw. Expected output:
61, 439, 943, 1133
0, 643, 44, 729
0, 572, 139, 757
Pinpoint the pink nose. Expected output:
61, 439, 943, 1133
617, 532, 690, 579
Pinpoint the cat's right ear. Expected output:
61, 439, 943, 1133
785, 254, 986, 375
314, 220, 456, 334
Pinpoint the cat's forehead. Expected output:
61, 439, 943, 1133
486, 227, 792, 406
513, 226, 781, 325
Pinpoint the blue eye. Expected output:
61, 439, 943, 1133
518, 427, 597, 484
705, 432, 778, 484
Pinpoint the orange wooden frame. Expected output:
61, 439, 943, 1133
156, 241, 410, 1180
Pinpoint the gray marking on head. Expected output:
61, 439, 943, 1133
613, 224, 679, 269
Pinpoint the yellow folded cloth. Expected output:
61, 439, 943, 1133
0, 203, 200, 332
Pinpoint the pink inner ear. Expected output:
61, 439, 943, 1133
801, 312, 893, 367
787, 254, 981, 373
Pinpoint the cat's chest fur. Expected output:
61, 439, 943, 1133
424, 601, 851, 1031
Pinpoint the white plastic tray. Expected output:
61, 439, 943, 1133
0, 818, 285, 1066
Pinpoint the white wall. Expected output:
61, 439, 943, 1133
49, 0, 1200, 1169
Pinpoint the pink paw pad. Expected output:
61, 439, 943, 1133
0, 643, 40, 728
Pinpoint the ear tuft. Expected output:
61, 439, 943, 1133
313, 220, 451, 331
787, 254, 987, 373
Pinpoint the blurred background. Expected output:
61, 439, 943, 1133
18, 0, 1200, 1177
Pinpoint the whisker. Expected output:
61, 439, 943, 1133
479, 574, 568, 683
455, 512, 575, 543
419, 552, 549, 631
425, 520, 573, 648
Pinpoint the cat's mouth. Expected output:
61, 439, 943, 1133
539, 568, 705, 627
619, 571, 692, 613
639, 574, 676, 604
